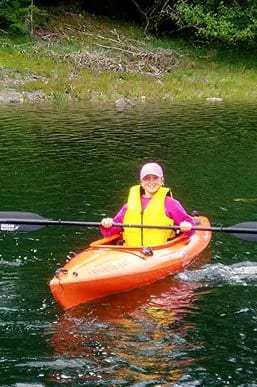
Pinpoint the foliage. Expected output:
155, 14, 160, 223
0, 0, 29, 34
171, 0, 257, 46
102, 0, 257, 46
0, 0, 47, 35
134, 0, 257, 46
2, 1, 257, 46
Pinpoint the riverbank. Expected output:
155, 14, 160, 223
0, 9, 257, 106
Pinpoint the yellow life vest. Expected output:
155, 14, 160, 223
123, 185, 175, 247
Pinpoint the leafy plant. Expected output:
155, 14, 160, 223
0, 0, 47, 36
167, 0, 257, 46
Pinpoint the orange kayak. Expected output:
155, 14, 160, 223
49, 216, 212, 309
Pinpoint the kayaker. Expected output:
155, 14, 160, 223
100, 162, 196, 246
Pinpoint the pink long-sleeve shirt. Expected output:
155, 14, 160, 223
100, 195, 196, 237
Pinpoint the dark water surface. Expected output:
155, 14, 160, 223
1, 101, 257, 386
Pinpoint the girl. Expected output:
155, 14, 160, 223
101, 162, 195, 246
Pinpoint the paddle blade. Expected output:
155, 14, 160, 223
0, 211, 46, 232
229, 222, 257, 242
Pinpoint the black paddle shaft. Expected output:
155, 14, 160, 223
0, 211, 257, 242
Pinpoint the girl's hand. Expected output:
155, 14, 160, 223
101, 217, 113, 228
179, 221, 192, 232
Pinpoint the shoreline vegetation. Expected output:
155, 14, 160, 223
0, 9, 257, 106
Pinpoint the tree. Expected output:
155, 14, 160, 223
171, 0, 257, 46
0, 0, 29, 34
130, 0, 257, 46
0, 0, 46, 35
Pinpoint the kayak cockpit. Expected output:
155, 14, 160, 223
89, 232, 188, 251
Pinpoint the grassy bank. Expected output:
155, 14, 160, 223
0, 10, 257, 105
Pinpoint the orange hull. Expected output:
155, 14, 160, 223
49, 216, 212, 309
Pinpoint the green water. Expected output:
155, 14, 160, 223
1, 101, 257, 386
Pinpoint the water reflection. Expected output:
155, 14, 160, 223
47, 277, 211, 385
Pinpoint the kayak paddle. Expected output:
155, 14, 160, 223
0, 211, 257, 242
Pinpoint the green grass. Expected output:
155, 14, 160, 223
0, 10, 257, 104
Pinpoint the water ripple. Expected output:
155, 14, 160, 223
177, 262, 257, 285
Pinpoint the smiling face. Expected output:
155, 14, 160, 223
140, 174, 164, 197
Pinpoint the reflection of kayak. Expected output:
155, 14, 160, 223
49, 278, 212, 385
49, 216, 212, 309
57, 276, 212, 323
